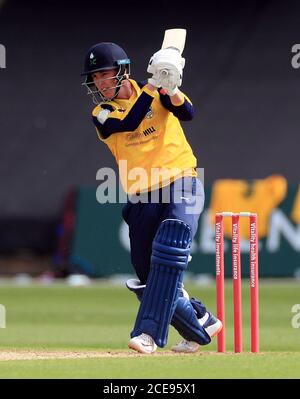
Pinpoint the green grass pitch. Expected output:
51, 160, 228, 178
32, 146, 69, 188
0, 280, 299, 378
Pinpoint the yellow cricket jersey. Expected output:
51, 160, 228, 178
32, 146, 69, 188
92, 79, 197, 194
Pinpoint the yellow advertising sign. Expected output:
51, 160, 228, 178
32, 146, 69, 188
209, 175, 287, 239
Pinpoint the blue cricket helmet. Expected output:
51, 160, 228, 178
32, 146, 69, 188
81, 42, 130, 76
81, 42, 131, 104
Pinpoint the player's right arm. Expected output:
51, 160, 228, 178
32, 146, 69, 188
158, 89, 194, 121
147, 46, 193, 121
92, 85, 156, 140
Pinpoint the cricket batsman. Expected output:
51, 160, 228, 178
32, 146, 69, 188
81, 40, 222, 354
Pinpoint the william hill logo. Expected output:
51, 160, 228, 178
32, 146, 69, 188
143, 126, 156, 136
126, 126, 156, 141
0, 44, 6, 69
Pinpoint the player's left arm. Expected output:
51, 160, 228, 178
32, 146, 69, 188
158, 89, 194, 121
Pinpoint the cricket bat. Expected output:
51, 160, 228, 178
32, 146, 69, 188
161, 28, 186, 55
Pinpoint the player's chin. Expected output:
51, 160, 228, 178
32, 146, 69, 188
100, 88, 115, 100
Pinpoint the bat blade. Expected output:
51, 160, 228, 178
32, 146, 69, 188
161, 28, 186, 55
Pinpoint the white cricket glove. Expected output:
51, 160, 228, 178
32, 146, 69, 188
148, 75, 161, 88
148, 67, 180, 96
147, 48, 185, 77
158, 68, 180, 96
147, 48, 185, 95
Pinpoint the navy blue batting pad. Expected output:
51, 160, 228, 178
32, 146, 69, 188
171, 297, 211, 345
131, 219, 191, 347
127, 279, 211, 346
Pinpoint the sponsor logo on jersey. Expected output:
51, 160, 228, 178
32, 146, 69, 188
143, 126, 156, 136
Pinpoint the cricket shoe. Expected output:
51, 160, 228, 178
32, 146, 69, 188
128, 333, 157, 354
171, 312, 223, 353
